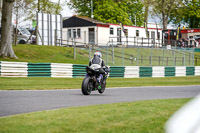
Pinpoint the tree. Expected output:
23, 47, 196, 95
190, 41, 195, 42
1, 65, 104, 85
68, 0, 144, 26
0, 0, 17, 58
170, 0, 200, 28
151, 0, 182, 30
141, 0, 153, 24
93, 0, 132, 25
20, 0, 63, 21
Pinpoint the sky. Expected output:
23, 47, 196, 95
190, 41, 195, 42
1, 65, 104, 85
51, 0, 75, 17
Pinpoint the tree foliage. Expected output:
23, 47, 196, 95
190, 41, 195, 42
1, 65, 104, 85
20, 0, 62, 20
151, 0, 182, 30
142, 0, 153, 24
170, 0, 200, 28
68, 0, 144, 26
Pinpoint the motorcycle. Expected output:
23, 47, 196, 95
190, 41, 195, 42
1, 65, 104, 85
81, 65, 111, 95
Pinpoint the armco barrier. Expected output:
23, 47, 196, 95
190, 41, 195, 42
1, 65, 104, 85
175, 66, 186, 77
124, 66, 139, 78
109, 66, 125, 77
73, 64, 87, 77
186, 67, 195, 76
139, 67, 152, 77
0, 61, 28, 77
51, 63, 73, 78
28, 63, 51, 77
195, 66, 200, 76
0, 61, 200, 78
165, 67, 175, 77
152, 67, 165, 77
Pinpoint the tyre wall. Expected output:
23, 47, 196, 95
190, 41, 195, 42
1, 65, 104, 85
0, 61, 200, 78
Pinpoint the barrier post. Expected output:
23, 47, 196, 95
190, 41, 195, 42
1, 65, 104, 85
112, 39, 115, 64
73, 38, 76, 59
137, 47, 140, 65
122, 43, 124, 66
106, 42, 108, 65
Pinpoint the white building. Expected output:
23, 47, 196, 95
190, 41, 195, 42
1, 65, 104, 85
62, 15, 162, 47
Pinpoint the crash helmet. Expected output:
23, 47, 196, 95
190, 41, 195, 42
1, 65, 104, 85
94, 51, 102, 58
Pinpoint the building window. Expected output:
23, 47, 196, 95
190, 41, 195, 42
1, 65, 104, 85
136, 30, 139, 37
77, 29, 81, 38
68, 29, 71, 38
110, 27, 114, 35
73, 29, 76, 38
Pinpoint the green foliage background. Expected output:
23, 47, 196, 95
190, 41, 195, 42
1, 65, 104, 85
170, 0, 200, 28
68, 0, 144, 26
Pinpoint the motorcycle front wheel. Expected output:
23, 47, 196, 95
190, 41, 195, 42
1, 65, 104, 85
98, 81, 106, 94
81, 77, 93, 95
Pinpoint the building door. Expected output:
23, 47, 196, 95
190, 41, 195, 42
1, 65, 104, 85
89, 28, 95, 45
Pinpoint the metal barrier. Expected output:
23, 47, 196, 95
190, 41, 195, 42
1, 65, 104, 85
0, 61, 200, 78
0, 61, 28, 77
28, 63, 51, 77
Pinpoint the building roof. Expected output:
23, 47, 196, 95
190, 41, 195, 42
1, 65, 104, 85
63, 15, 162, 30
63, 15, 109, 28
74, 15, 107, 25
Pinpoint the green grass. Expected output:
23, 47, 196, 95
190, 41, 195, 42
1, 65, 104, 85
195, 52, 200, 66
89, 47, 195, 66
0, 98, 191, 133
0, 76, 200, 90
0, 44, 197, 66
0, 44, 89, 64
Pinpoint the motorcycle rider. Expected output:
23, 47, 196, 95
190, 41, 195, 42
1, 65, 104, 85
89, 51, 106, 83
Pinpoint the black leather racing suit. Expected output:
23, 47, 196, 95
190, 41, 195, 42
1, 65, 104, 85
89, 55, 106, 81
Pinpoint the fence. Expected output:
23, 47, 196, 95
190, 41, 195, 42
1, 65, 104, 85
59, 36, 197, 66
87, 45, 196, 67
1, 61, 200, 78
61, 30, 163, 47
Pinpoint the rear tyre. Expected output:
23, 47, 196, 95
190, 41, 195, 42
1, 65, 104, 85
81, 77, 93, 95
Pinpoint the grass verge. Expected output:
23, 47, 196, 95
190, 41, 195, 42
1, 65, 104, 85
0, 76, 200, 90
0, 44, 89, 64
0, 98, 191, 133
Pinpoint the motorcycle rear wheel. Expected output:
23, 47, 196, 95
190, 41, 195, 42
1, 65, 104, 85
81, 77, 93, 95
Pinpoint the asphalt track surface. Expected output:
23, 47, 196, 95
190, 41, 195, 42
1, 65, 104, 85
0, 85, 200, 117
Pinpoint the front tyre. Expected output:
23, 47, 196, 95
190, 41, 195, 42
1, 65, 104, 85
81, 77, 93, 95
98, 81, 106, 94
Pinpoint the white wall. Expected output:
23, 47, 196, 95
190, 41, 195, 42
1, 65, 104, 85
97, 26, 110, 45
108, 24, 162, 46
62, 26, 96, 46
62, 23, 162, 47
